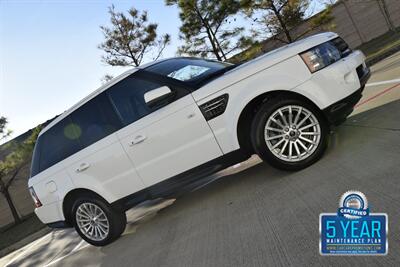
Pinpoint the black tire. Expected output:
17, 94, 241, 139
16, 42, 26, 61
250, 97, 329, 171
71, 194, 126, 246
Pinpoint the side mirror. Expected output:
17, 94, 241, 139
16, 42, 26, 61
144, 86, 175, 108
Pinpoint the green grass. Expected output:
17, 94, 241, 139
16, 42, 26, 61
355, 28, 400, 61
0, 214, 46, 251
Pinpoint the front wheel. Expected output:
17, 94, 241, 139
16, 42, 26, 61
72, 194, 127, 246
251, 97, 329, 171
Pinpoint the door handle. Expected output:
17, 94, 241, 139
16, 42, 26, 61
129, 135, 147, 146
76, 162, 90, 173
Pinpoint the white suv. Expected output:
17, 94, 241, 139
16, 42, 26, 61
28, 32, 370, 246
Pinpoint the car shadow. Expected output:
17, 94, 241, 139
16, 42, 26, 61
9, 99, 400, 267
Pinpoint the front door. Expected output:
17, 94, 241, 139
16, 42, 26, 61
108, 72, 223, 187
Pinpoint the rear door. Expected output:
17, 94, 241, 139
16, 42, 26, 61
64, 93, 145, 202
108, 71, 223, 188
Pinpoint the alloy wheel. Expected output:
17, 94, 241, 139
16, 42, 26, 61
264, 105, 321, 162
75, 202, 110, 241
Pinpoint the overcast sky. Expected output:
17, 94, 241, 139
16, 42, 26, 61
0, 0, 325, 142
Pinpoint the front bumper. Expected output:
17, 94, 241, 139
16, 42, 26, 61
323, 64, 371, 125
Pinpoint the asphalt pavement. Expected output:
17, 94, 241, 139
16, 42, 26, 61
1, 52, 400, 267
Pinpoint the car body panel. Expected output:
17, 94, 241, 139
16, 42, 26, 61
192, 32, 338, 102
64, 133, 146, 203
117, 94, 223, 187
196, 55, 312, 154
28, 32, 368, 226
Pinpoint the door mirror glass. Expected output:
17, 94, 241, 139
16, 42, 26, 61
144, 86, 174, 108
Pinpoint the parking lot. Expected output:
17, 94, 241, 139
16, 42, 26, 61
1, 52, 400, 267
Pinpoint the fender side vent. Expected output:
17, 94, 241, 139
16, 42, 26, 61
199, 94, 229, 121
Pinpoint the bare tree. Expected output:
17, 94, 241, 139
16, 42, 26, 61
0, 123, 41, 224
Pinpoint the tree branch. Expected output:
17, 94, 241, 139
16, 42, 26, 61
5, 166, 21, 189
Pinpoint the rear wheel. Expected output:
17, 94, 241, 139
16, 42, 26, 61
72, 194, 126, 246
251, 97, 328, 171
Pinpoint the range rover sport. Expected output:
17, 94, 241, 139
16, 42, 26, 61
28, 32, 370, 246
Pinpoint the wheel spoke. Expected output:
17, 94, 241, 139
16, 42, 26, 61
265, 134, 285, 141
297, 113, 311, 128
280, 140, 289, 155
288, 142, 293, 160
77, 210, 90, 219
81, 222, 91, 228
98, 221, 109, 228
294, 142, 301, 158
301, 132, 320, 136
293, 107, 302, 125
299, 122, 318, 131
272, 138, 285, 149
288, 106, 293, 125
297, 139, 309, 153
83, 205, 92, 217
98, 225, 107, 236
278, 110, 288, 126
94, 226, 99, 239
77, 211, 89, 217
299, 136, 317, 145
271, 118, 285, 129
265, 127, 284, 133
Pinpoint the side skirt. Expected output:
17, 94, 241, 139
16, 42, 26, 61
112, 149, 250, 211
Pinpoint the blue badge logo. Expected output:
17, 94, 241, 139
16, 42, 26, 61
320, 191, 388, 255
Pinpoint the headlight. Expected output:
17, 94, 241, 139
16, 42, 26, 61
300, 41, 342, 73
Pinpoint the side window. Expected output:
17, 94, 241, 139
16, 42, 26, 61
70, 93, 122, 148
33, 94, 122, 175
39, 117, 81, 172
107, 76, 166, 125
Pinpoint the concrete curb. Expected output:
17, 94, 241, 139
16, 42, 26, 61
0, 227, 52, 258
366, 45, 400, 66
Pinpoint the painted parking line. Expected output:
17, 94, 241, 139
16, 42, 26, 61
366, 78, 400, 87
356, 83, 400, 108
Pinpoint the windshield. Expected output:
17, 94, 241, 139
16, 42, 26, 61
144, 58, 233, 86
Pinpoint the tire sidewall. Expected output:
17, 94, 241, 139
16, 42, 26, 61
72, 196, 126, 246
251, 97, 329, 171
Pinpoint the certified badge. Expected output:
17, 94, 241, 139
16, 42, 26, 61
319, 191, 388, 255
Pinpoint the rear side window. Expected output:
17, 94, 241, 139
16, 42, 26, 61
70, 93, 121, 147
30, 93, 122, 177
36, 117, 81, 174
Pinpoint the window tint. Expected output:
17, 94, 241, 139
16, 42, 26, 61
70, 93, 121, 148
38, 117, 81, 173
107, 76, 164, 125
30, 93, 122, 176
30, 138, 42, 177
